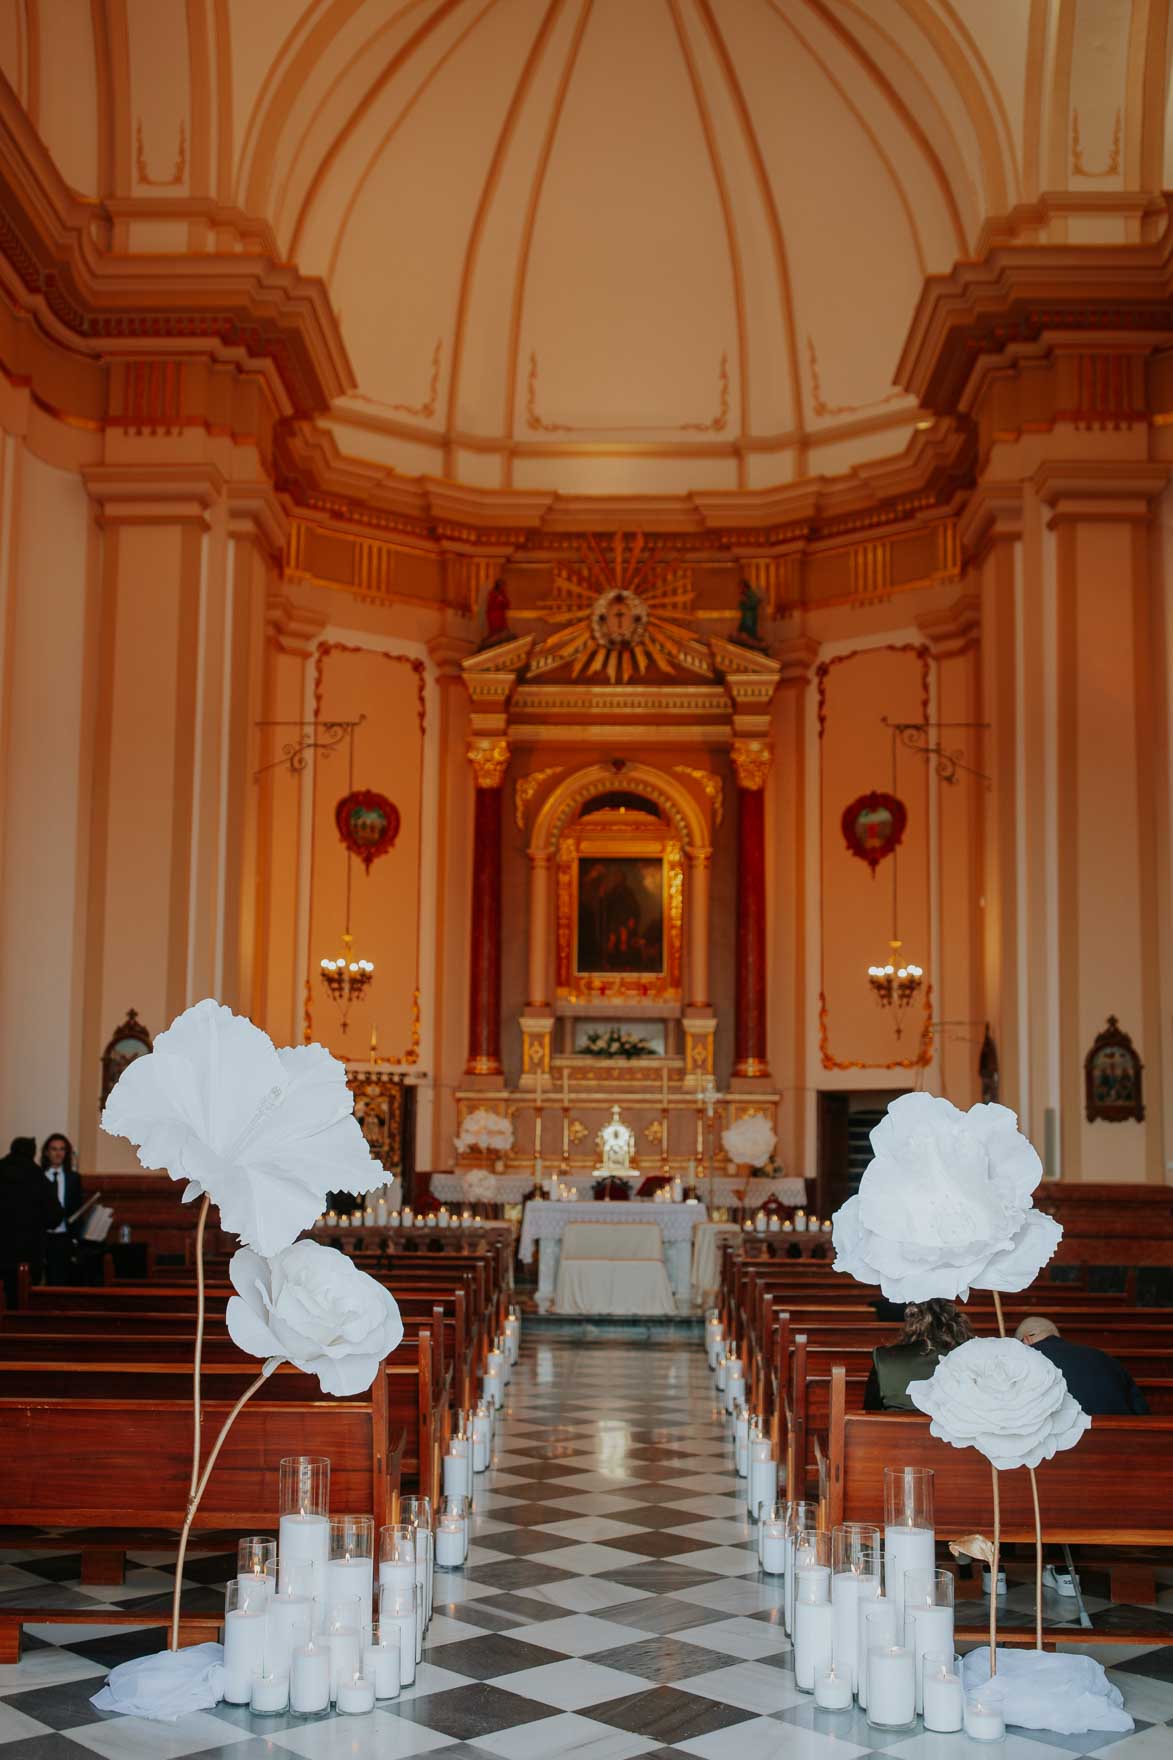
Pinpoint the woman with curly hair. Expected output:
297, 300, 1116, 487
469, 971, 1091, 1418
863, 1298, 974, 1411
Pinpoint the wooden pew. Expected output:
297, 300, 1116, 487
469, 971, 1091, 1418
820, 1366, 1173, 1643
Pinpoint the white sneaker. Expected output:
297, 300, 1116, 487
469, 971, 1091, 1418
982, 1567, 1007, 1596
1042, 1564, 1080, 1597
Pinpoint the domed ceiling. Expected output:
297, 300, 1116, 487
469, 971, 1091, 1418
2, 0, 1164, 498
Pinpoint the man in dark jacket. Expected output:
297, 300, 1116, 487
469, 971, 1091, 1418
0, 1135, 64, 1306
1016, 1315, 1149, 1415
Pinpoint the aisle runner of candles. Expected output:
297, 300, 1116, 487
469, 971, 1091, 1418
703, 1310, 991, 1742
219, 1310, 518, 1719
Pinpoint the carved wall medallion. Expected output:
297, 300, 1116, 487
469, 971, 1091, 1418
1085, 1016, 1144, 1123
841, 790, 908, 873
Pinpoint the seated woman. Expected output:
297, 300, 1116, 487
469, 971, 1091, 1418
863, 1298, 974, 1411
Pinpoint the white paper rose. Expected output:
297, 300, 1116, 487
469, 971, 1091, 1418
226, 1240, 403, 1396
455, 1108, 514, 1155
831, 1092, 1061, 1301
908, 1337, 1089, 1471
101, 1000, 379, 1257
722, 1113, 777, 1169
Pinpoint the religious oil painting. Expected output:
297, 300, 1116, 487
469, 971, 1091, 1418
576, 856, 665, 974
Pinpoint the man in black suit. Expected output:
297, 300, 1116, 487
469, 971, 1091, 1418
1016, 1314, 1149, 1414
40, 1133, 83, 1285
0, 1136, 63, 1306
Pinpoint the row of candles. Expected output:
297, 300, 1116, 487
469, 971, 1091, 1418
705, 1312, 1005, 1742
743, 1210, 832, 1234
319, 1206, 489, 1230
222, 1311, 521, 1718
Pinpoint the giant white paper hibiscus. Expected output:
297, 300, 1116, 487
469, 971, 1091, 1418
227, 1240, 403, 1396
101, 999, 378, 1256
831, 1093, 1061, 1301
909, 1337, 1089, 1471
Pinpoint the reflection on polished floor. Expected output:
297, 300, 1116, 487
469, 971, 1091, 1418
4, 1338, 1173, 1757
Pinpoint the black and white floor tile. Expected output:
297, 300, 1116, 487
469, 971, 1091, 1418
2, 1338, 1173, 1757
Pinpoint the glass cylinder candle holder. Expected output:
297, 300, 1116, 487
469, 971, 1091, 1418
236, 1535, 277, 1593
399, 1497, 434, 1630
278, 1456, 331, 1614
250, 1625, 290, 1715
922, 1653, 963, 1733
759, 1503, 786, 1574
733, 1403, 749, 1477
883, 1466, 935, 1624
436, 1496, 466, 1570
865, 1641, 916, 1731
472, 1401, 492, 1472
378, 1580, 417, 1687
793, 1529, 833, 1691
813, 1664, 853, 1711
324, 1596, 362, 1699
326, 1515, 374, 1628
856, 1580, 890, 1710
831, 1526, 881, 1695
289, 1636, 331, 1716
336, 1668, 375, 1714
903, 1568, 954, 1713
783, 1499, 818, 1637
363, 1623, 401, 1698
222, 1577, 271, 1704
964, 1691, 1006, 1742
266, 1556, 315, 1677
444, 1434, 473, 1505
746, 1435, 777, 1522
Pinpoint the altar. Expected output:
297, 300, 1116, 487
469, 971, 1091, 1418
520, 1198, 707, 1312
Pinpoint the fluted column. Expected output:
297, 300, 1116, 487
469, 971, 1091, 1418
466, 736, 509, 1074
731, 738, 771, 1078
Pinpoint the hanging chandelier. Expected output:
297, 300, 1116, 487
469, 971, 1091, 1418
320, 932, 374, 1031
867, 938, 924, 1036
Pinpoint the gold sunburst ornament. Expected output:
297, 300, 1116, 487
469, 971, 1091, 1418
528, 533, 707, 684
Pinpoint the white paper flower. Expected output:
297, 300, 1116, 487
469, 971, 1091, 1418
455, 1108, 514, 1155
463, 1167, 499, 1202
908, 1337, 1089, 1471
722, 1113, 777, 1169
831, 1093, 1062, 1301
101, 999, 378, 1257
226, 1240, 403, 1396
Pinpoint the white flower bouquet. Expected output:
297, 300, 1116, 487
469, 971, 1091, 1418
455, 1108, 514, 1155
580, 1026, 657, 1059
463, 1167, 500, 1203
721, 1111, 777, 1170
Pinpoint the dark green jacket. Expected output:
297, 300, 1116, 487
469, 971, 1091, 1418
863, 1342, 940, 1412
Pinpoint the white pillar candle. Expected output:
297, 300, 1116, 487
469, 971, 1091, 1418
324, 1555, 373, 1626
883, 1524, 935, 1624
378, 1558, 415, 1603
223, 1607, 269, 1703
858, 1595, 896, 1710
382, 1605, 415, 1686
854, 1582, 884, 1706
783, 1534, 798, 1635
793, 1594, 834, 1691
708, 1332, 725, 1370
964, 1694, 1006, 1742
443, 1451, 469, 1500
336, 1673, 376, 1714
747, 1448, 776, 1521
760, 1522, 786, 1574
866, 1646, 915, 1728
327, 1625, 361, 1698
485, 1368, 504, 1407
250, 1671, 289, 1714
813, 1666, 853, 1710
907, 1604, 954, 1712
473, 1412, 492, 1472
734, 1409, 750, 1477
266, 1591, 313, 1677
715, 1353, 728, 1391
436, 1520, 463, 1569
923, 1666, 964, 1733
363, 1635, 401, 1699
725, 1369, 745, 1414
831, 1570, 870, 1693
290, 1641, 330, 1714
279, 1514, 330, 1618
414, 1553, 428, 1650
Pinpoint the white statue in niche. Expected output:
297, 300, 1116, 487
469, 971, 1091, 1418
593, 1105, 639, 1178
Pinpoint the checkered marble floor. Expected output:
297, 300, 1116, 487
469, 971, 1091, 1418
3, 1337, 1173, 1758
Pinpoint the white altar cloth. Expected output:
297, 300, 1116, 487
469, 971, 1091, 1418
555, 1222, 675, 1316
521, 1199, 707, 1313
700, 1176, 808, 1208
432, 1172, 536, 1205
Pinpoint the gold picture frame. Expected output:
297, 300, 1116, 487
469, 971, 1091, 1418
556, 807, 683, 1002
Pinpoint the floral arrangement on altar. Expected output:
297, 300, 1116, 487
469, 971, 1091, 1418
463, 1166, 500, 1203
721, 1111, 777, 1173
579, 1025, 657, 1059
454, 1108, 513, 1155
830, 1092, 1131, 1738
94, 999, 398, 1720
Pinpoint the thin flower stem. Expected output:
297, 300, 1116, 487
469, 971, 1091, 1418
169, 1368, 275, 1651
992, 1289, 1046, 1653
990, 1462, 1000, 1675
189, 1195, 210, 1500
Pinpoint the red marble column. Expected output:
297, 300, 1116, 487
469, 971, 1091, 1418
732, 741, 770, 1077
466, 739, 507, 1074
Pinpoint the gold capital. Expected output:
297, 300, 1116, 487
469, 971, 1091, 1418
730, 738, 772, 790
467, 736, 510, 788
